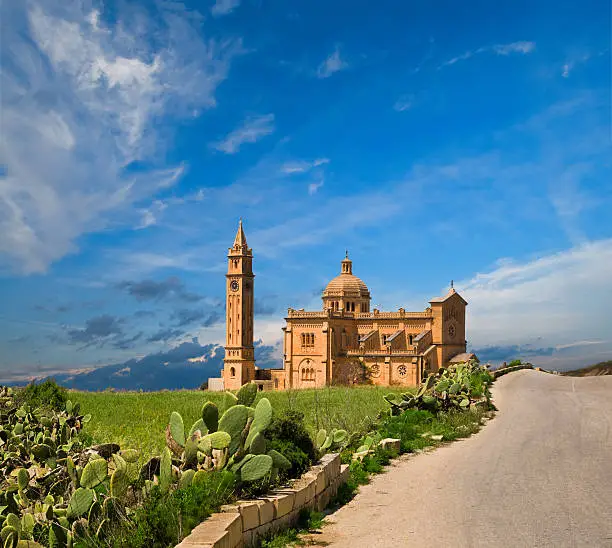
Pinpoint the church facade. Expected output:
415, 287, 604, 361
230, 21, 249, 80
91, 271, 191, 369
218, 221, 470, 391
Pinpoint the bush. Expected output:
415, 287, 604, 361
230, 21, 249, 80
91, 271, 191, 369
265, 410, 316, 478
16, 378, 67, 410
121, 471, 235, 548
508, 359, 522, 367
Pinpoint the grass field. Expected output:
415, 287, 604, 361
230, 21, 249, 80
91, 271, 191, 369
72, 386, 409, 458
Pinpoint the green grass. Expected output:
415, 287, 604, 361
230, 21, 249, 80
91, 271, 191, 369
72, 386, 408, 458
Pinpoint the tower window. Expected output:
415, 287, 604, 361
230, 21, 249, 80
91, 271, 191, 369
230, 367, 236, 377
301, 333, 315, 347
409, 335, 414, 345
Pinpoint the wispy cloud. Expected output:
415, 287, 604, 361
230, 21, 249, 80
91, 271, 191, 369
393, 95, 414, 112
280, 158, 329, 174
211, 0, 240, 17
308, 178, 325, 195
0, 0, 243, 275
213, 114, 275, 154
316, 46, 348, 78
561, 49, 608, 78
440, 41, 535, 68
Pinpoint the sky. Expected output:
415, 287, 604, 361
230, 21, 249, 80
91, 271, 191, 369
1, 0, 611, 387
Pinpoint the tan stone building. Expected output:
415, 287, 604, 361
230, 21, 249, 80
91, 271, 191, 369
219, 221, 469, 391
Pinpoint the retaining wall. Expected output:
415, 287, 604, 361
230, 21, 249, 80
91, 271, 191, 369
175, 453, 349, 548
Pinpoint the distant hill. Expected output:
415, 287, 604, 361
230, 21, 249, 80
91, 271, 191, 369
562, 360, 612, 377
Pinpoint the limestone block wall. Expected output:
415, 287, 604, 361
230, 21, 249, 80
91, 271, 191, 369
175, 453, 349, 548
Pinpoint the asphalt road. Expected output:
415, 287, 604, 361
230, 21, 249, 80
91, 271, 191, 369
313, 370, 612, 547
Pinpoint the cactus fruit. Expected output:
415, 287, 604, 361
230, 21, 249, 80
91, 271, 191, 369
67, 488, 94, 519
218, 405, 248, 455
202, 402, 219, 433
236, 382, 258, 407
239, 454, 273, 482
80, 459, 108, 489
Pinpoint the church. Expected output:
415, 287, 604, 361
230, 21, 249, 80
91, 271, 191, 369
213, 221, 472, 392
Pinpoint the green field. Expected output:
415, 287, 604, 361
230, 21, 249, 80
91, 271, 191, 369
72, 386, 408, 458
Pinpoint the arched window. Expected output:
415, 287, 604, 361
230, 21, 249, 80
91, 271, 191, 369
409, 334, 414, 345
274, 378, 279, 388
230, 367, 236, 377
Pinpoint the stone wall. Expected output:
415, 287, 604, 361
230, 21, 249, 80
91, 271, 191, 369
175, 453, 349, 548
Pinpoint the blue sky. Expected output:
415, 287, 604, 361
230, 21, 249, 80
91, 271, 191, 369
1, 0, 611, 385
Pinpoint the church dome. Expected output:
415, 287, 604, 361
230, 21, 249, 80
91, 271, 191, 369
322, 254, 370, 298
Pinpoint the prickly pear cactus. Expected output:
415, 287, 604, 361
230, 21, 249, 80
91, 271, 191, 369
236, 382, 258, 407
202, 401, 219, 433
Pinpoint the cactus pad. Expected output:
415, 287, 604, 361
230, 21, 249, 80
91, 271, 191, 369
17, 468, 29, 490
332, 429, 348, 444
236, 382, 258, 406
110, 468, 129, 499
249, 431, 266, 455
67, 487, 95, 518
159, 447, 172, 493
169, 411, 185, 447
80, 458, 108, 489
246, 398, 272, 448
201, 431, 231, 451
315, 429, 327, 448
179, 469, 195, 489
119, 449, 139, 463
218, 405, 248, 455
188, 418, 206, 438
202, 402, 219, 433
191, 470, 208, 487
239, 454, 273, 482
267, 449, 291, 470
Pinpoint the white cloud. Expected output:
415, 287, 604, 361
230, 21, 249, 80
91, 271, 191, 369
308, 179, 324, 195
280, 158, 329, 174
0, 0, 243, 274
492, 41, 535, 55
316, 46, 348, 78
213, 114, 275, 154
441, 41, 535, 67
458, 239, 612, 350
211, 0, 241, 16
393, 96, 414, 112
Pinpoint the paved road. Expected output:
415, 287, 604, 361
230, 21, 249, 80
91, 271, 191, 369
313, 370, 612, 547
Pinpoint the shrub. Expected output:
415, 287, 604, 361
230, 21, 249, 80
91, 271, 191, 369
16, 378, 67, 410
508, 359, 522, 367
122, 471, 235, 548
265, 410, 316, 478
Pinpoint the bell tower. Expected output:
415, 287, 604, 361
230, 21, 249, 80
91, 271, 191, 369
223, 219, 255, 390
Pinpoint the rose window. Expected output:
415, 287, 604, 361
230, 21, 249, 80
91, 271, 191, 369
398, 365, 407, 376
370, 364, 381, 377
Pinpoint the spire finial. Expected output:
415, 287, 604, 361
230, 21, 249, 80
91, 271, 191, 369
233, 218, 247, 247
345, 249, 349, 259
450, 280, 454, 289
